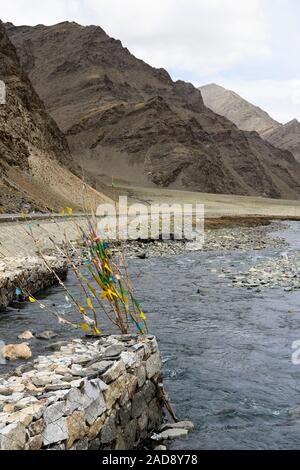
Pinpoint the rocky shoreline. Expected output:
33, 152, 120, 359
0, 256, 68, 310
0, 335, 193, 450
228, 252, 300, 291
115, 222, 287, 259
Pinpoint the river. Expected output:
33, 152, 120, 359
1, 222, 300, 449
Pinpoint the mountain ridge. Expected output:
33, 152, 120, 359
200, 83, 281, 135
200, 82, 300, 163
0, 21, 111, 212
5, 21, 300, 199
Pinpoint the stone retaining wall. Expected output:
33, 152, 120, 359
0, 335, 164, 450
0, 256, 68, 309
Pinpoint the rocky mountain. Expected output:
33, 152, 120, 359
0, 21, 110, 212
264, 119, 300, 163
200, 83, 280, 135
200, 83, 300, 164
5, 21, 300, 199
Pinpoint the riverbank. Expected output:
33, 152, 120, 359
0, 335, 165, 450
0, 257, 67, 309
0, 221, 287, 310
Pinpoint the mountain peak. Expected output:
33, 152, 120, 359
199, 82, 280, 135
286, 118, 300, 126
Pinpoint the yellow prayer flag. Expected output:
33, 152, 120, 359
140, 311, 147, 321
87, 296, 94, 310
79, 306, 87, 315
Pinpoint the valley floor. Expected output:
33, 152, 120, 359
115, 185, 300, 220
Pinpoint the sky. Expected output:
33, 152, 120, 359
1, 0, 300, 123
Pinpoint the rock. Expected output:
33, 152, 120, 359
101, 360, 126, 384
32, 375, 50, 387
18, 330, 34, 341
55, 365, 70, 375
85, 361, 112, 375
118, 402, 132, 428
29, 418, 46, 436
155, 445, 167, 450
115, 431, 126, 450
26, 434, 43, 450
43, 402, 64, 424
85, 394, 107, 425
103, 375, 126, 408
66, 411, 87, 449
3, 404, 15, 413
126, 373, 138, 399
161, 420, 194, 431
123, 419, 137, 448
43, 417, 68, 445
15, 397, 42, 412
137, 411, 149, 438
0, 422, 26, 450
47, 341, 69, 351
8, 383, 25, 393
120, 351, 136, 367
45, 383, 71, 392
132, 389, 148, 419
153, 428, 189, 440
3, 343, 32, 361
148, 398, 163, 431
70, 364, 86, 376
136, 365, 146, 387
142, 380, 156, 403
65, 387, 83, 414
145, 352, 161, 379
65, 378, 105, 414
103, 345, 124, 358
6, 409, 33, 427
0, 386, 11, 396
36, 331, 58, 340
88, 415, 106, 440
71, 437, 89, 450
101, 414, 117, 444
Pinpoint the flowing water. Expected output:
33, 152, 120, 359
1, 222, 300, 449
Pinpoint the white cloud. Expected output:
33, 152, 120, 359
87, 0, 270, 77
1, 0, 269, 77
1, 0, 299, 121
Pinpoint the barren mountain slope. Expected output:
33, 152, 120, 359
200, 83, 280, 135
264, 119, 300, 163
6, 21, 300, 199
200, 83, 300, 164
0, 22, 111, 212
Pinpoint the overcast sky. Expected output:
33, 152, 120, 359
1, 0, 299, 123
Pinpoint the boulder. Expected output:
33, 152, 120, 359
0, 422, 26, 450
18, 330, 34, 341
3, 343, 32, 361
36, 331, 58, 340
